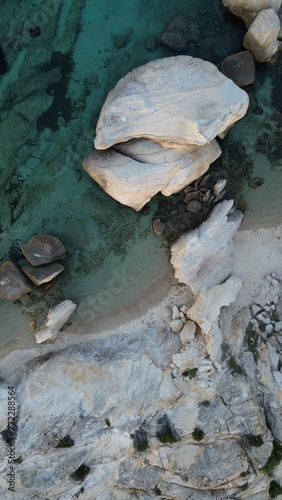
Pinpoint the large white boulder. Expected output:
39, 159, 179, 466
243, 9, 281, 61
83, 138, 221, 211
170, 200, 243, 296
94, 56, 249, 150
222, 0, 281, 26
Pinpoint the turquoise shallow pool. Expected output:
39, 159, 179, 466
0, 0, 281, 350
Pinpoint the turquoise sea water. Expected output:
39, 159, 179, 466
0, 0, 281, 351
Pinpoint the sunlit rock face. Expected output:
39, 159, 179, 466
94, 56, 249, 149
84, 56, 248, 210
83, 138, 221, 211
170, 200, 243, 296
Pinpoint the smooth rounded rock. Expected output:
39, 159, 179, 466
187, 199, 202, 213
94, 56, 249, 149
21, 234, 67, 266
220, 51, 255, 87
152, 219, 165, 237
0, 261, 33, 301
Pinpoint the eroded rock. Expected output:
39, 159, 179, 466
0, 261, 33, 300
83, 138, 221, 211
35, 299, 77, 343
21, 262, 65, 286
94, 56, 249, 149
243, 9, 280, 62
21, 234, 67, 266
170, 200, 243, 296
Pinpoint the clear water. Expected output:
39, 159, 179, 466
0, 0, 281, 351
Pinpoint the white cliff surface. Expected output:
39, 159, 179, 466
94, 56, 249, 149
83, 139, 221, 211
170, 200, 243, 296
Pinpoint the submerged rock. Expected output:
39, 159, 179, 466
94, 56, 249, 149
83, 138, 221, 211
220, 51, 256, 86
21, 262, 65, 286
170, 200, 243, 296
35, 299, 77, 344
21, 234, 67, 266
160, 15, 199, 52
0, 261, 33, 300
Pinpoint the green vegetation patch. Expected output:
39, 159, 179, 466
70, 463, 90, 482
244, 323, 259, 361
55, 435, 75, 448
261, 440, 282, 474
245, 434, 263, 447
192, 427, 205, 441
228, 356, 245, 375
132, 427, 148, 452
156, 415, 179, 444
182, 367, 198, 378
269, 480, 282, 498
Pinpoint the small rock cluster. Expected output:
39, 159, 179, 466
250, 273, 282, 335
0, 234, 66, 301
151, 175, 227, 237
164, 303, 197, 343
160, 15, 200, 52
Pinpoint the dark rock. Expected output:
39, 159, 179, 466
186, 199, 202, 213
248, 177, 265, 189
220, 51, 255, 87
21, 261, 65, 286
160, 15, 199, 52
21, 234, 67, 266
145, 37, 157, 52
0, 261, 33, 301
152, 219, 165, 237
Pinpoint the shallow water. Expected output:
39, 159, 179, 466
0, 0, 281, 351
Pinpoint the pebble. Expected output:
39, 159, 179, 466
57, 116, 66, 127
28, 320, 37, 332
256, 313, 271, 324
186, 200, 202, 213
152, 219, 165, 237
251, 304, 261, 316
169, 319, 184, 333
274, 321, 282, 333
248, 177, 265, 189
265, 324, 273, 334
213, 179, 226, 197
180, 320, 196, 343
171, 305, 181, 320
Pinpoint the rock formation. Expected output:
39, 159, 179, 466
83, 139, 221, 211
21, 234, 67, 266
94, 56, 248, 149
0, 261, 33, 300
222, 0, 282, 62
170, 200, 243, 296
84, 56, 248, 210
21, 262, 65, 286
35, 299, 77, 343
220, 50, 256, 86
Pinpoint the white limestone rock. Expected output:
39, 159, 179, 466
94, 56, 249, 149
180, 320, 197, 343
222, 0, 281, 26
170, 200, 243, 296
186, 277, 242, 334
243, 9, 280, 62
35, 299, 77, 343
83, 138, 221, 211
186, 277, 242, 361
